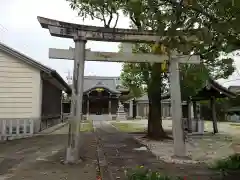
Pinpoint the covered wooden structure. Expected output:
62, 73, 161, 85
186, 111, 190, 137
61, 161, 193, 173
189, 78, 237, 134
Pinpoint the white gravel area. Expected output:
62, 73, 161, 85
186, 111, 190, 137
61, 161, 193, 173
134, 133, 238, 165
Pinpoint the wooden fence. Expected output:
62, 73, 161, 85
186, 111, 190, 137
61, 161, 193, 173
0, 119, 34, 141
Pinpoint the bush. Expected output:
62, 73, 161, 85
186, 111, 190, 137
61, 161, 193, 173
210, 154, 240, 171
125, 166, 183, 180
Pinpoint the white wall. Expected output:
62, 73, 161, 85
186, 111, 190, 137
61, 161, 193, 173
0, 51, 42, 132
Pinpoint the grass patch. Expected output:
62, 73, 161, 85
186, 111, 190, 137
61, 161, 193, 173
80, 121, 93, 132
111, 122, 145, 132
230, 123, 240, 128
210, 154, 240, 171
125, 166, 183, 180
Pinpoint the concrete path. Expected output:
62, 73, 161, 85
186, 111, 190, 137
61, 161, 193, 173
93, 120, 218, 180
0, 125, 97, 180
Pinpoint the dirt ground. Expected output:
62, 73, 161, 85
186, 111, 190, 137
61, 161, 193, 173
0, 125, 97, 180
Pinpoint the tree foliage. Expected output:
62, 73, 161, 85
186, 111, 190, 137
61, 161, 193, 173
67, 0, 121, 28
67, 0, 240, 84
118, 0, 240, 100
180, 64, 209, 100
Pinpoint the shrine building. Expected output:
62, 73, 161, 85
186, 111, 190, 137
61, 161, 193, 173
63, 76, 130, 120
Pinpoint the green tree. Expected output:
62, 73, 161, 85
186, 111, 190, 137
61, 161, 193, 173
66, 0, 239, 139
180, 64, 209, 100
67, 0, 121, 28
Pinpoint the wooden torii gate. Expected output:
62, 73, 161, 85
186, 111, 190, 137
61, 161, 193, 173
37, 16, 200, 163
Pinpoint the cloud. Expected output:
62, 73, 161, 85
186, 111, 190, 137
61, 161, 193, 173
0, 0, 129, 80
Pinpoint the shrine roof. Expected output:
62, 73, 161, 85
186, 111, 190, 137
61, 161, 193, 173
84, 81, 121, 94
135, 78, 236, 102
192, 78, 237, 101
135, 93, 170, 102
70, 76, 129, 94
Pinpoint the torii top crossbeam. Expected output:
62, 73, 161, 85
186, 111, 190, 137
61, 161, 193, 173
37, 16, 198, 43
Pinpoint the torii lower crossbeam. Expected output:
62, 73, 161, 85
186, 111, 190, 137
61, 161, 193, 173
49, 48, 200, 63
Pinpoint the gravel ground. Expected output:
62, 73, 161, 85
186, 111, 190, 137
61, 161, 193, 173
134, 132, 239, 164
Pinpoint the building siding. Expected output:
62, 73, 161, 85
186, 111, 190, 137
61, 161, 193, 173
0, 51, 42, 132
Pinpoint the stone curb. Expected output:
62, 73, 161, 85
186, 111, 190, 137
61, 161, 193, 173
36, 122, 68, 135
93, 122, 114, 180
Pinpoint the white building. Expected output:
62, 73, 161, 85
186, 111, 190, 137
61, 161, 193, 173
0, 42, 70, 138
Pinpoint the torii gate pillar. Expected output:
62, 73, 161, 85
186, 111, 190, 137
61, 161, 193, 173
169, 56, 186, 157
66, 36, 86, 163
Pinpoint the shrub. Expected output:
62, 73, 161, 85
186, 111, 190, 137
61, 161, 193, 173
210, 154, 240, 171
125, 166, 184, 180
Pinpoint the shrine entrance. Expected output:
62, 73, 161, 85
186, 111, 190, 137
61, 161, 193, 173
83, 83, 120, 117
89, 98, 108, 115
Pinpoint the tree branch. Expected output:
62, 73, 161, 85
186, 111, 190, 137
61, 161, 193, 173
113, 13, 119, 28
106, 9, 113, 28
162, 0, 219, 22
99, 6, 107, 27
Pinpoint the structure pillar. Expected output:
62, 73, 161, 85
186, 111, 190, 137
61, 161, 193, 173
211, 97, 218, 134
187, 100, 194, 133
66, 36, 86, 163
87, 99, 90, 119
169, 56, 186, 157
169, 103, 172, 117
129, 100, 133, 118
196, 103, 204, 134
192, 101, 197, 131
109, 99, 112, 116
136, 104, 139, 118
60, 95, 63, 123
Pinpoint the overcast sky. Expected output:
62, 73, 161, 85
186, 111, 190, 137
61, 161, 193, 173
0, 0, 240, 87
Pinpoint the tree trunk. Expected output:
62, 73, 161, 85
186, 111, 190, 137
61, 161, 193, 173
147, 63, 168, 140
